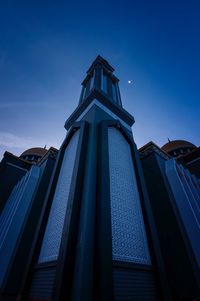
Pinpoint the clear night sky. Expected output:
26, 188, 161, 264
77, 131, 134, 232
0, 0, 200, 159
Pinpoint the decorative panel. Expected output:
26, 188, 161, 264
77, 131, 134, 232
38, 130, 79, 263
108, 127, 151, 264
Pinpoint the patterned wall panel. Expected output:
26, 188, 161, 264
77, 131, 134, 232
38, 130, 80, 263
108, 127, 151, 264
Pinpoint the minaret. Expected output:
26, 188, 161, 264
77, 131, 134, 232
64, 55, 133, 130
78, 55, 122, 107
25, 56, 165, 301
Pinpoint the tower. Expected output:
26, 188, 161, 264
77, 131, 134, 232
0, 56, 199, 301
1, 56, 166, 301
23, 56, 165, 301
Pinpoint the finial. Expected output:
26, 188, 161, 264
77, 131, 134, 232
167, 138, 171, 143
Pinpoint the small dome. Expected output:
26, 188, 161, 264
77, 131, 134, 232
20, 147, 48, 157
161, 140, 196, 158
20, 147, 48, 163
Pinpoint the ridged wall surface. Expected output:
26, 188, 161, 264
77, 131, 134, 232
29, 266, 56, 299
165, 159, 200, 268
113, 266, 159, 301
0, 166, 40, 286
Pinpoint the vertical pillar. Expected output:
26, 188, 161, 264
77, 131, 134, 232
52, 122, 89, 301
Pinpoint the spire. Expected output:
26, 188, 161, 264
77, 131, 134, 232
79, 55, 122, 107
65, 56, 135, 130
87, 55, 115, 73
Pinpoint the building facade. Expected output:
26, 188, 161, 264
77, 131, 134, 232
140, 142, 200, 300
0, 56, 199, 301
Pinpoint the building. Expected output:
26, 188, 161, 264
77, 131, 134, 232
161, 139, 200, 178
0, 147, 54, 213
20, 147, 48, 163
0, 56, 199, 301
139, 141, 200, 300
0, 151, 32, 213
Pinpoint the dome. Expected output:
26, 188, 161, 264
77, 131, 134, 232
20, 147, 48, 157
20, 147, 48, 163
161, 140, 196, 158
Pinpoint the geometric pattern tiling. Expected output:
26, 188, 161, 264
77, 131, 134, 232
108, 127, 151, 264
38, 130, 80, 263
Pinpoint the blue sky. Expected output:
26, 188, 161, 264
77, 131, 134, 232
0, 0, 200, 159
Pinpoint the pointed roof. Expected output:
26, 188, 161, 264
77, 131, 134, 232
87, 55, 114, 74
